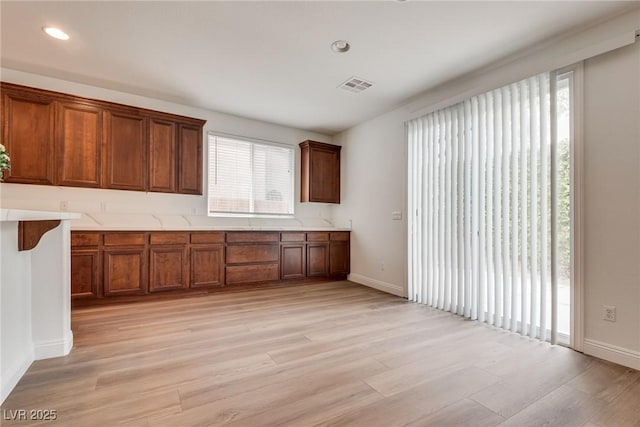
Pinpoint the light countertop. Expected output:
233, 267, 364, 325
0, 208, 81, 222
70, 212, 351, 231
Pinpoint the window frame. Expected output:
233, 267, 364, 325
207, 131, 295, 218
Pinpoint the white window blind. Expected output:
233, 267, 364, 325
208, 134, 294, 216
408, 72, 561, 343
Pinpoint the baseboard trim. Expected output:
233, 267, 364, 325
1, 349, 34, 404
34, 330, 73, 360
348, 273, 405, 297
583, 338, 640, 370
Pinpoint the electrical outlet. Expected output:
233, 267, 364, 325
392, 211, 402, 220
60, 201, 68, 212
603, 305, 616, 322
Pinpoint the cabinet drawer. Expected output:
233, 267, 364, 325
226, 263, 279, 285
103, 232, 146, 246
330, 232, 350, 241
150, 232, 188, 245
306, 232, 329, 242
226, 244, 279, 264
226, 232, 278, 243
190, 232, 225, 244
281, 232, 305, 242
71, 232, 101, 247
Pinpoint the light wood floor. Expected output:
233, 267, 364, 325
2, 281, 639, 426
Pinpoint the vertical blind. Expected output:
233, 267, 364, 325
407, 72, 559, 343
208, 134, 294, 216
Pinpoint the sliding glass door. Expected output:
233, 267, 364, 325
555, 69, 577, 346
407, 69, 577, 346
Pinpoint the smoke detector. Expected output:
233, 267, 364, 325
338, 77, 374, 94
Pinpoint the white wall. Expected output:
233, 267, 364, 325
0, 68, 336, 227
334, 9, 640, 366
1, 216, 76, 403
0, 222, 34, 402
333, 110, 407, 296
582, 42, 640, 365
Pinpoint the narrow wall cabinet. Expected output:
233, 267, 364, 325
299, 140, 341, 204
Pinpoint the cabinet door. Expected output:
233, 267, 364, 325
103, 248, 148, 295
149, 246, 187, 292
307, 243, 329, 277
148, 118, 177, 193
177, 124, 202, 194
190, 244, 224, 288
57, 102, 102, 187
105, 111, 147, 191
2, 91, 55, 184
310, 148, 340, 203
281, 244, 306, 280
330, 241, 350, 276
71, 249, 100, 298
226, 263, 279, 285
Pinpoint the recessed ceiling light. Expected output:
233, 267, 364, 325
331, 40, 350, 54
42, 27, 69, 41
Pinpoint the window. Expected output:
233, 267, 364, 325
208, 133, 294, 216
407, 70, 575, 346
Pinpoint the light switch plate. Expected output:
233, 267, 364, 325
392, 211, 402, 220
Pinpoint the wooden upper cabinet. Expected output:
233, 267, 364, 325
105, 111, 147, 191
307, 242, 329, 277
149, 118, 177, 193
57, 102, 103, 187
149, 246, 188, 292
299, 140, 341, 204
177, 124, 202, 194
0, 83, 205, 194
1, 89, 55, 184
281, 244, 306, 280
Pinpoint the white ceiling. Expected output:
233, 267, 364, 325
1, 1, 635, 135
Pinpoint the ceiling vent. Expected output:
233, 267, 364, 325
338, 77, 374, 94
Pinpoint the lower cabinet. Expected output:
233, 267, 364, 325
226, 263, 279, 285
71, 230, 349, 304
281, 244, 306, 279
307, 243, 329, 277
330, 241, 350, 276
149, 246, 188, 292
190, 244, 225, 288
103, 247, 148, 296
71, 249, 100, 298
